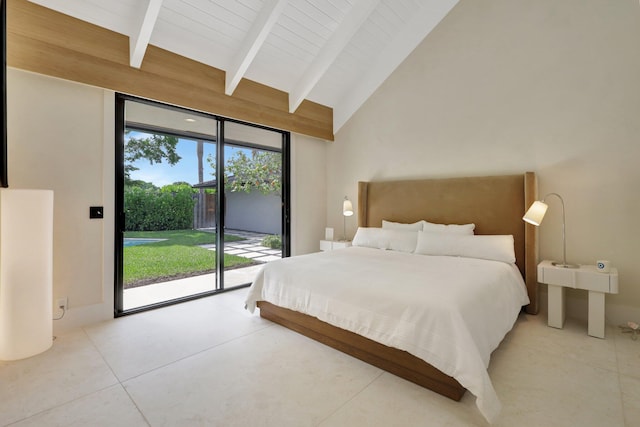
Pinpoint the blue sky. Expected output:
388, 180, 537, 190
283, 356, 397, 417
127, 133, 248, 187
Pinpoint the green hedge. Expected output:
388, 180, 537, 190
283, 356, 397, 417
125, 184, 196, 231
262, 234, 282, 249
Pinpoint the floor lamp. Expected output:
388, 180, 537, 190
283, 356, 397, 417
0, 189, 54, 360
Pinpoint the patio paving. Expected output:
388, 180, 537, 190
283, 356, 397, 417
200, 228, 282, 263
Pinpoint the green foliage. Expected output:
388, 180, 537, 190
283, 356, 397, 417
124, 131, 181, 182
126, 179, 158, 191
262, 234, 282, 249
125, 230, 245, 245
207, 149, 281, 195
125, 183, 196, 231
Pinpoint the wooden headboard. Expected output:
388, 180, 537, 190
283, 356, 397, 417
358, 172, 538, 314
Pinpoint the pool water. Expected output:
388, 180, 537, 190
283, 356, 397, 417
123, 238, 166, 247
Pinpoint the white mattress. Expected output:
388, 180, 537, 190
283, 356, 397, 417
245, 246, 529, 423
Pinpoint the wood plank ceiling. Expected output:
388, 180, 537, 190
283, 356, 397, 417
26, 0, 459, 134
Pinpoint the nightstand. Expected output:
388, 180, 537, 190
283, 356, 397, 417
319, 240, 351, 251
537, 260, 619, 338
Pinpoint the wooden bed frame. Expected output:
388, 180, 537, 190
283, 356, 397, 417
257, 172, 538, 401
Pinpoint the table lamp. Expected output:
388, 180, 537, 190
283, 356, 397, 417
523, 192, 578, 268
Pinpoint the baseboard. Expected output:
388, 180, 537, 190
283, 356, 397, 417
52, 300, 113, 335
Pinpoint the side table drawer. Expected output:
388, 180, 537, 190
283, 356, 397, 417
332, 241, 351, 250
538, 265, 573, 286
538, 262, 618, 293
320, 240, 352, 251
319, 240, 333, 251
576, 271, 612, 293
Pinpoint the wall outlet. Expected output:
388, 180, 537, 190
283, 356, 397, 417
56, 297, 68, 311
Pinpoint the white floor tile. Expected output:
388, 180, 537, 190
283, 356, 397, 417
9, 385, 148, 427
84, 298, 271, 381
501, 313, 619, 373
0, 331, 119, 425
613, 330, 640, 381
2, 291, 635, 427
319, 372, 484, 427
490, 334, 625, 426
123, 325, 382, 427
620, 375, 640, 427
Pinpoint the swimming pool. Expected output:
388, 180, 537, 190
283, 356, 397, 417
123, 238, 166, 247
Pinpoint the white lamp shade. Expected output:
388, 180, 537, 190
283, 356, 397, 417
523, 200, 548, 226
343, 199, 354, 217
0, 189, 54, 361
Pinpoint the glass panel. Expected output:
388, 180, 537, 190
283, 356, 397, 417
122, 100, 218, 310
222, 121, 284, 288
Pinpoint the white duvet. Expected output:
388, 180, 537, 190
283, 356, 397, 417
245, 246, 529, 423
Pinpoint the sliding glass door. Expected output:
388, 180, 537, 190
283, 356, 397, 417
222, 121, 288, 287
114, 95, 289, 315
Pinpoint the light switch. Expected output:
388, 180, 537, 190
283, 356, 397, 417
89, 206, 104, 219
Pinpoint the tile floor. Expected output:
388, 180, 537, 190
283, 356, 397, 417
1, 288, 639, 426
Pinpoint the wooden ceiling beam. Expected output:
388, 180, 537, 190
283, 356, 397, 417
6, 0, 333, 140
288, 0, 380, 114
129, 0, 163, 68
225, 0, 288, 96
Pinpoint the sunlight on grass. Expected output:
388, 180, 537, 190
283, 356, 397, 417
123, 230, 252, 287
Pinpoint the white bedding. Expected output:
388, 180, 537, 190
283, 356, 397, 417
245, 246, 529, 423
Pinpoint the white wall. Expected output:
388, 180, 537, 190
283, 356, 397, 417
291, 133, 328, 255
6, 68, 329, 333
7, 69, 114, 333
328, 0, 640, 325
225, 190, 282, 235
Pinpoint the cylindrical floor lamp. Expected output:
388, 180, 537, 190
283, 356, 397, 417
342, 196, 353, 241
0, 189, 54, 361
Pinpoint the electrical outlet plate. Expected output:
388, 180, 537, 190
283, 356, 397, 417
56, 297, 68, 310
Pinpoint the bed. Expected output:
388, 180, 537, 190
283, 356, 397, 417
245, 172, 538, 423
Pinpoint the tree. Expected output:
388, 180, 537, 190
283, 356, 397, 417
207, 149, 281, 195
126, 179, 158, 191
124, 131, 181, 182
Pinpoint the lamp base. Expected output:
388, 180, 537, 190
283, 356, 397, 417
551, 261, 579, 269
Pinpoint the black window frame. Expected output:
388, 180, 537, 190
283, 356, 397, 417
114, 93, 290, 317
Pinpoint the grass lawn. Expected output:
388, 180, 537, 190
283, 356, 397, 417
123, 230, 254, 287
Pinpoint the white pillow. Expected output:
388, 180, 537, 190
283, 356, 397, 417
352, 227, 387, 249
386, 229, 419, 253
352, 227, 418, 253
414, 232, 515, 263
382, 219, 423, 231
421, 220, 475, 235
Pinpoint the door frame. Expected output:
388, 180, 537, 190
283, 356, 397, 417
114, 94, 290, 317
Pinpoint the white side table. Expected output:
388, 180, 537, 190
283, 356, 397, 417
537, 260, 618, 338
320, 240, 351, 251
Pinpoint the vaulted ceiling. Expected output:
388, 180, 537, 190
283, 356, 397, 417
27, 0, 459, 133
